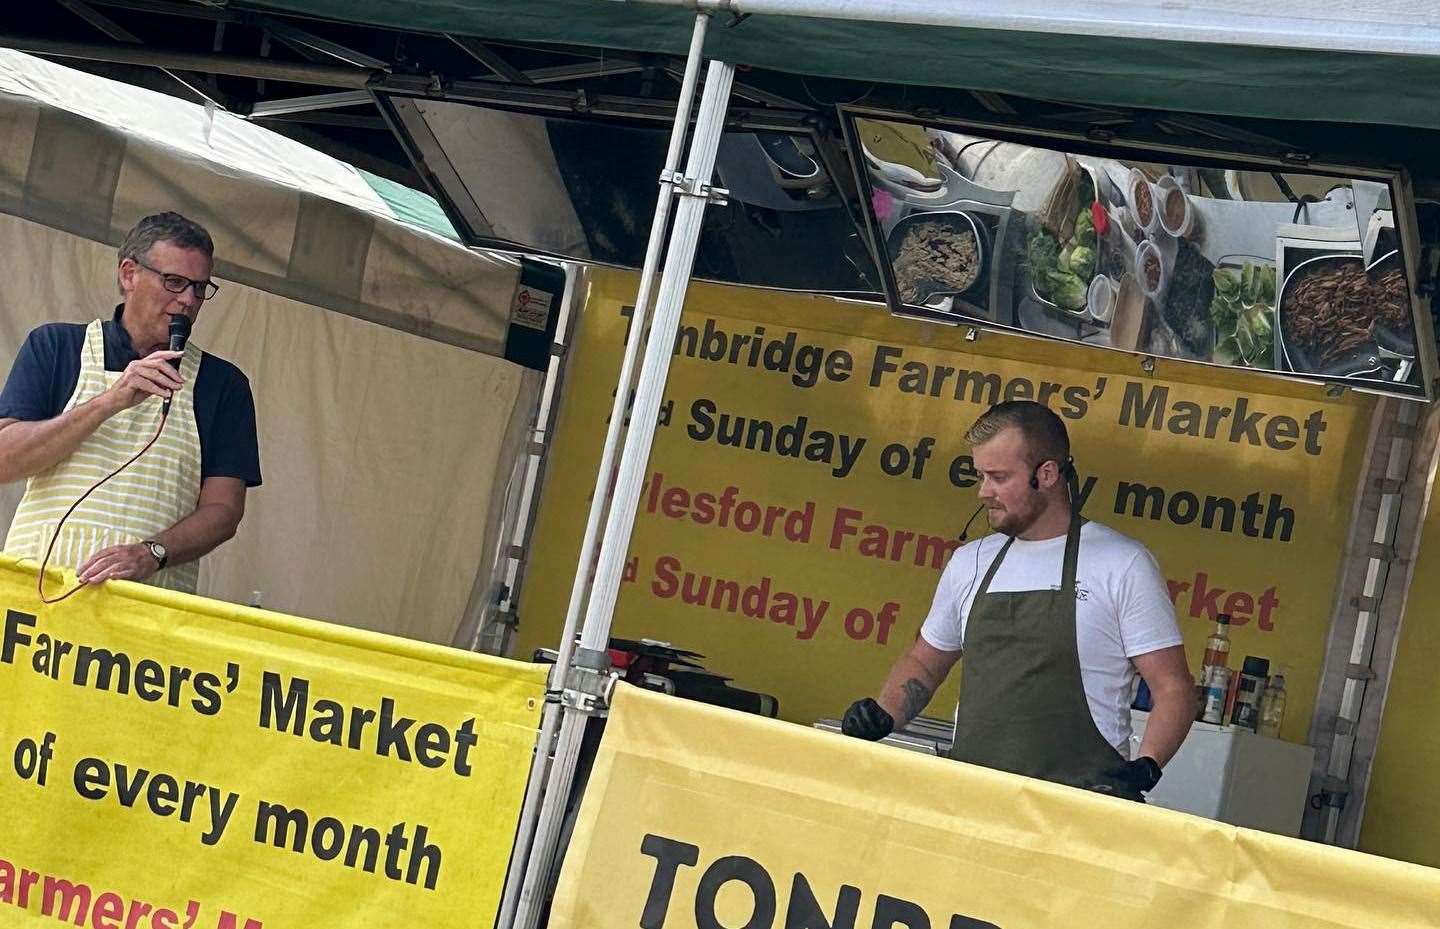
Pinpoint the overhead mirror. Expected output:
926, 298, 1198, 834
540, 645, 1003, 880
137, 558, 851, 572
377, 97, 879, 294
844, 113, 1434, 398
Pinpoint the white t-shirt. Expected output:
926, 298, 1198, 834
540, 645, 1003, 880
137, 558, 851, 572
919, 521, 1183, 752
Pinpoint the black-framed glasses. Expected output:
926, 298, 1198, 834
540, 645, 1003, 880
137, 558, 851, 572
134, 258, 220, 300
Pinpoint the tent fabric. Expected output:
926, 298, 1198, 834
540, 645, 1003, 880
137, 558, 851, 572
0, 53, 544, 648
243, 0, 1440, 130
358, 168, 462, 242
0, 49, 515, 355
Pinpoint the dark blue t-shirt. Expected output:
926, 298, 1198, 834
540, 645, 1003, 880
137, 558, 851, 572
0, 308, 262, 487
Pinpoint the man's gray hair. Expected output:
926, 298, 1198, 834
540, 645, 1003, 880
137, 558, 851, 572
964, 400, 1070, 467
118, 212, 214, 265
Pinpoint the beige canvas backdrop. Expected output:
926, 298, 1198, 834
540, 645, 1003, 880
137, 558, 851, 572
0, 55, 546, 647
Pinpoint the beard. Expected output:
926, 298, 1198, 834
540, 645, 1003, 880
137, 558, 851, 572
985, 496, 1043, 537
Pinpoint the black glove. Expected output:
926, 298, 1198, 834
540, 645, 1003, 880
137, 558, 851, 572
1099, 756, 1163, 794
841, 698, 894, 741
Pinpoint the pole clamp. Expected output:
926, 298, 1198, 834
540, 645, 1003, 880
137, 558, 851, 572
559, 646, 618, 716
660, 169, 730, 205
1344, 662, 1378, 682
1310, 776, 1351, 810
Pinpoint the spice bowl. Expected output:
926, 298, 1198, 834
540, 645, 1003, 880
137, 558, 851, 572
1127, 168, 1162, 237
1156, 175, 1197, 238
1136, 240, 1168, 300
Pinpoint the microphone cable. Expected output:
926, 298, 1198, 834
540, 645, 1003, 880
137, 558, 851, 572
36, 314, 190, 603
37, 408, 171, 604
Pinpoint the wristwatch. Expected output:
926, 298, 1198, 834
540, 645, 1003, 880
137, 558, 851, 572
142, 540, 168, 570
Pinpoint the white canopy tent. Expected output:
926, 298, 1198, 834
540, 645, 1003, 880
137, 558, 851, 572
0, 50, 550, 649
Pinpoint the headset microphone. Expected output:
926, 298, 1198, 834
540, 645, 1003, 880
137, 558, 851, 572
162, 313, 191, 415
957, 503, 986, 543
1030, 456, 1078, 490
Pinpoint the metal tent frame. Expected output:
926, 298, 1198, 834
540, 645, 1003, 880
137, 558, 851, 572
7, 1, 1440, 916
496, 4, 1440, 923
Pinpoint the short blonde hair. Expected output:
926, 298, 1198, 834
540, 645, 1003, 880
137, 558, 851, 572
965, 400, 1069, 467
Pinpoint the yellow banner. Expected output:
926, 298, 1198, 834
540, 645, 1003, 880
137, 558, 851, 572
520, 270, 1374, 738
552, 684, 1440, 929
0, 557, 545, 928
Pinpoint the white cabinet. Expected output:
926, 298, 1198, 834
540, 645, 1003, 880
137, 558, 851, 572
1131, 710, 1315, 836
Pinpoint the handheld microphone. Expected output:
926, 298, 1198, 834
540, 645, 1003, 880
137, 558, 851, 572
162, 313, 191, 415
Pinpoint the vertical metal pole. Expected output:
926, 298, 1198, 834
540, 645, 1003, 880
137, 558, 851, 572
550, 12, 709, 680
509, 55, 736, 929
469, 264, 579, 657
1319, 400, 1426, 845
497, 14, 713, 929
486, 261, 584, 657
1301, 398, 1430, 845
576, 64, 734, 651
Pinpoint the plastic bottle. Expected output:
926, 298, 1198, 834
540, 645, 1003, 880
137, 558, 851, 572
1201, 666, 1232, 725
1195, 614, 1232, 720
1259, 673, 1287, 738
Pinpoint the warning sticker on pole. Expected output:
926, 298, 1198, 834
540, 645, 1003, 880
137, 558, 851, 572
0, 556, 545, 929
511, 285, 554, 332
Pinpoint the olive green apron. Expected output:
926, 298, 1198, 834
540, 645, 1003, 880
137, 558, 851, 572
948, 513, 1140, 801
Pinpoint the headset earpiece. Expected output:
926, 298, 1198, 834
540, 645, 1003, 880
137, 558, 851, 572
1031, 457, 1075, 490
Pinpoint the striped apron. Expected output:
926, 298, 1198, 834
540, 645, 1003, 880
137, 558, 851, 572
5, 319, 203, 592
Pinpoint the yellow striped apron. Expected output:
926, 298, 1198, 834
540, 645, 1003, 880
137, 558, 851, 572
4, 319, 203, 592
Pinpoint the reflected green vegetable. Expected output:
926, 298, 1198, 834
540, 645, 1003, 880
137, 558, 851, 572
1210, 262, 1276, 367
1074, 209, 1096, 249
1213, 338, 1241, 366
1027, 206, 1098, 309
1028, 231, 1059, 271
1046, 270, 1088, 310
1028, 230, 1060, 297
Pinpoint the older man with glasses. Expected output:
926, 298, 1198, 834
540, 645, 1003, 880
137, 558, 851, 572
0, 212, 260, 592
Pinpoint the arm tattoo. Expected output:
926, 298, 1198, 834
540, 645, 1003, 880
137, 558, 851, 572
900, 678, 933, 721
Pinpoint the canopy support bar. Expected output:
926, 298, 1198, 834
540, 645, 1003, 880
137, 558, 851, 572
630, 0, 1440, 58
497, 13, 720, 929
0, 34, 377, 87
508, 42, 736, 929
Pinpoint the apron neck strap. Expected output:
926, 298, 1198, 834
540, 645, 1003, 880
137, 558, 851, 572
974, 534, 1016, 598
973, 507, 1084, 600
1060, 509, 1083, 595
